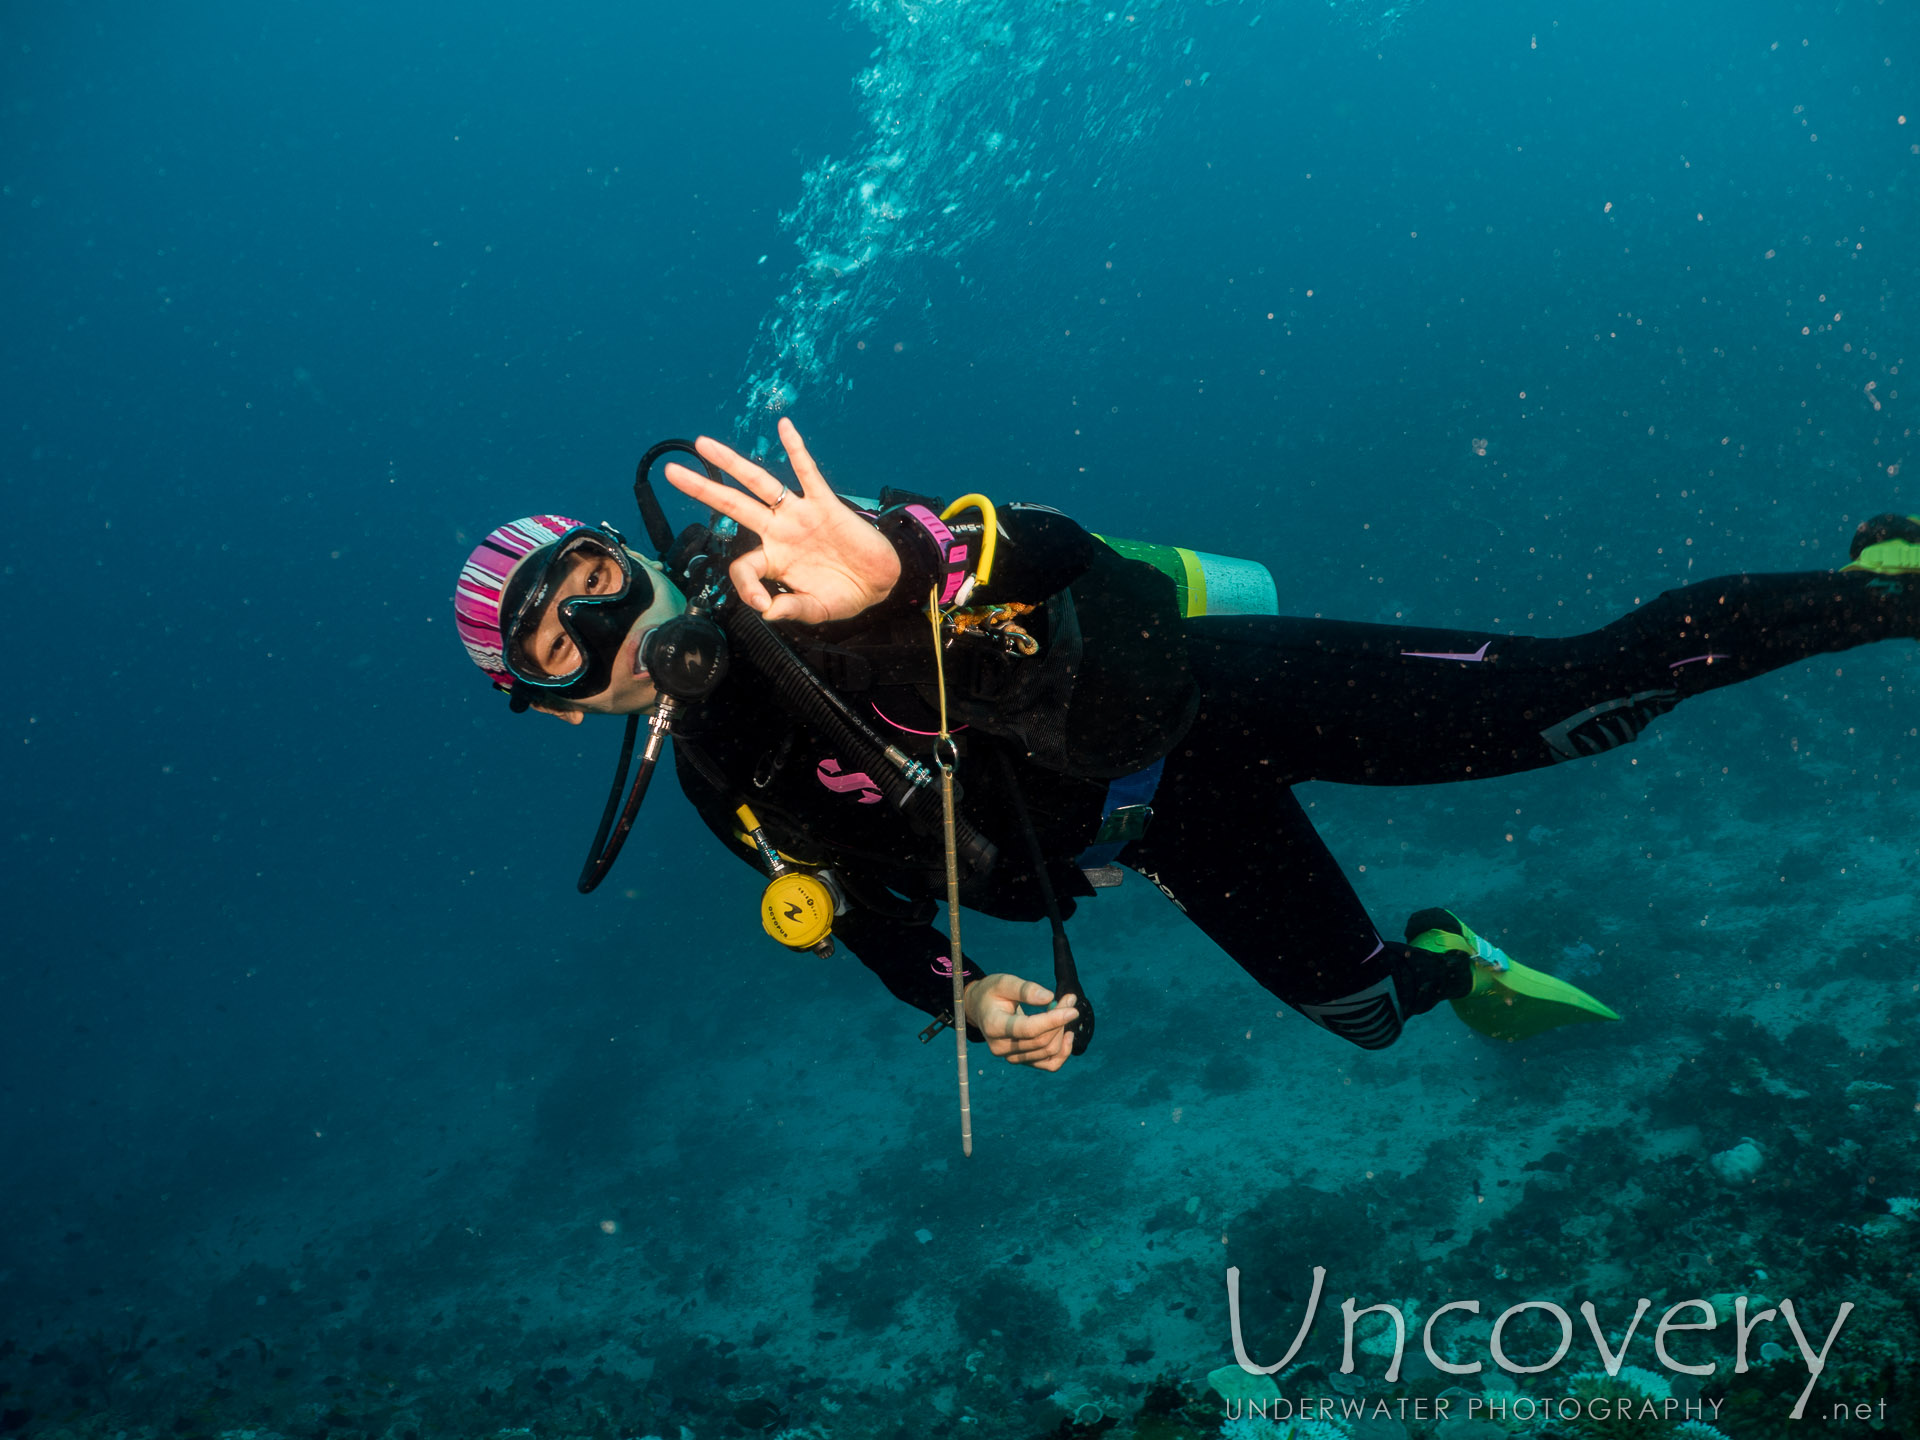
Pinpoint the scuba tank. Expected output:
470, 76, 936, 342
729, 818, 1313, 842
1092, 535, 1279, 618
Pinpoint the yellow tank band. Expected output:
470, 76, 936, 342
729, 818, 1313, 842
1177, 545, 1208, 617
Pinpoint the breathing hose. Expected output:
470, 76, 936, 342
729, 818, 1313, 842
718, 598, 999, 877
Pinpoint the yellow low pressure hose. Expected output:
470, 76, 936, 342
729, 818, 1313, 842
939, 494, 998, 588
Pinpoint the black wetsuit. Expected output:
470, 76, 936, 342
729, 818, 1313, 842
670, 504, 1920, 1049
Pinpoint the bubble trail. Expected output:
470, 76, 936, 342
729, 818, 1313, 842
733, 0, 1422, 448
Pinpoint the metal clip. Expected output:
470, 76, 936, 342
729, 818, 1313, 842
919, 1009, 955, 1044
1090, 802, 1153, 848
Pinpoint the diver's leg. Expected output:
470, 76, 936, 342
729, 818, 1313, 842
1124, 781, 1469, 1050
1185, 569, 1920, 787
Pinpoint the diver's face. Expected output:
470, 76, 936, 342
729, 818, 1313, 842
524, 548, 685, 717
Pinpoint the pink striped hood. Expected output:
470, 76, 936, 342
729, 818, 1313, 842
453, 514, 583, 689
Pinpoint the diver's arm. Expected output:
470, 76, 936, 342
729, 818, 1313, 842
662, 420, 902, 624
829, 907, 987, 1034
675, 757, 1082, 1067
849, 500, 1099, 625
661, 420, 1100, 624
828, 910, 1079, 1071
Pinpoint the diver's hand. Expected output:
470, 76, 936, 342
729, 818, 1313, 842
662, 418, 902, 624
963, 974, 1079, 1073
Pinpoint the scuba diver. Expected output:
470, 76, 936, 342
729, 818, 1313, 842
454, 418, 1920, 1074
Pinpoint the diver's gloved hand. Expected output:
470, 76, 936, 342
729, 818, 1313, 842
661, 418, 904, 625
962, 973, 1081, 1073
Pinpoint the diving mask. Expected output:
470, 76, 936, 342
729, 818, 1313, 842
500, 525, 670, 699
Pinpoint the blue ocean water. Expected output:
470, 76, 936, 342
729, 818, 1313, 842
2, 1, 1915, 1437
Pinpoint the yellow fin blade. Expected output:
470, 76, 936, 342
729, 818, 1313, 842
1451, 957, 1621, 1043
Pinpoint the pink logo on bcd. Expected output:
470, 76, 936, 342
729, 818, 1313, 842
817, 757, 883, 804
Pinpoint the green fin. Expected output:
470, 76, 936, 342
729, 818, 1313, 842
1843, 514, 1920, 575
1451, 956, 1621, 1042
1843, 537, 1920, 575
1409, 911, 1621, 1043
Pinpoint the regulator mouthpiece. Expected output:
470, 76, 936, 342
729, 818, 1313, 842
641, 612, 730, 701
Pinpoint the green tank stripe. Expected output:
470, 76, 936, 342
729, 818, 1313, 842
1094, 534, 1195, 614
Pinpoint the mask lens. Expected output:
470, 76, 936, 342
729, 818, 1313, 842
503, 531, 643, 689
